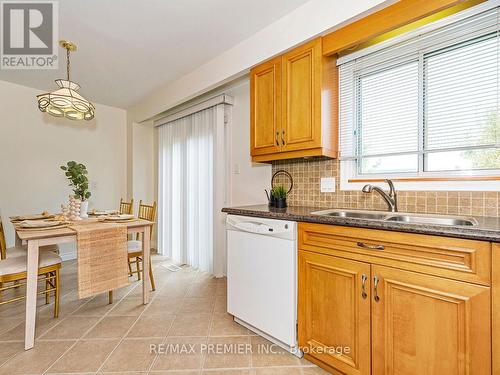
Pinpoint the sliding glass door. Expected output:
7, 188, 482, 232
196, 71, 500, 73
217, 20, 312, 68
157, 102, 230, 275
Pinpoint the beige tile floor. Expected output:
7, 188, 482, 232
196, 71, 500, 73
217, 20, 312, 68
0, 256, 327, 375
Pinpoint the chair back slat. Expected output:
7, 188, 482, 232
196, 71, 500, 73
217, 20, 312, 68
135, 201, 156, 241
138, 200, 157, 222
120, 198, 134, 215
0, 218, 6, 260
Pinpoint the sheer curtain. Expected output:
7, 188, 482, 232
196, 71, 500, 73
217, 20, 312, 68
157, 103, 229, 274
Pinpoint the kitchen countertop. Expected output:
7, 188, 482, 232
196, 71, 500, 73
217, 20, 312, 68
222, 204, 500, 242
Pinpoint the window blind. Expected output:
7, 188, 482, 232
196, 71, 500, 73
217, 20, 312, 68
424, 34, 499, 151
338, 4, 500, 171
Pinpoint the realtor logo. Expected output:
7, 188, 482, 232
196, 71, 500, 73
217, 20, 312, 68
1, 1, 58, 69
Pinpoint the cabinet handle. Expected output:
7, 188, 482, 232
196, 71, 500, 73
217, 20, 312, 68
281, 130, 286, 146
275, 131, 280, 146
361, 274, 368, 299
373, 276, 380, 302
357, 242, 385, 250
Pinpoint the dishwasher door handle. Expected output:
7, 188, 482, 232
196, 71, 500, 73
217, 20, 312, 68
228, 220, 274, 234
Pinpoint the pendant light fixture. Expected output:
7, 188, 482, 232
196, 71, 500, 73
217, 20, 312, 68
37, 40, 95, 121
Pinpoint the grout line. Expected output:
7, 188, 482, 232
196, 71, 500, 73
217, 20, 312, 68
42, 280, 143, 375
95, 263, 177, 374
147, 269, 198, 373
0, 263, 314, 375
200, 276, 217, 372
41, 257, 169, 375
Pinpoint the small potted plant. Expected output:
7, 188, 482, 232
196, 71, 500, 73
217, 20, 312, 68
271, 184, 288, 209
60, 161, 91, 218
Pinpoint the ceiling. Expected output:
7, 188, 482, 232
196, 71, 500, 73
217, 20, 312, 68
0, 0, 310, 108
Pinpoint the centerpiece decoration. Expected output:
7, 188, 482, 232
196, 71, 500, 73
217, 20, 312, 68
60, 161, 91, 219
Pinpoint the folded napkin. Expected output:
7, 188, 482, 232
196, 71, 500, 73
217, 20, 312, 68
17, 220, 64, 228
10, 213, 54, 222
70, 222, 129, 299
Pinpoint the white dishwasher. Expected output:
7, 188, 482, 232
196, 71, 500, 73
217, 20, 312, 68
226, 214, 299, 356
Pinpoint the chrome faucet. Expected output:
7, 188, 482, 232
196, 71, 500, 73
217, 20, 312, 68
362, 179, 398, 212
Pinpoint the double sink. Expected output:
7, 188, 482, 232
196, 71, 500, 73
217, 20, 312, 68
311, 209, 478, 227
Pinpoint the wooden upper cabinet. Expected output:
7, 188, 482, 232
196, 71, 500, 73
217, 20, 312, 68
250, 38, 338, 162
372, 265, 491, 375
298, 250, 371, 375
282, 39, 321, 152
250, 56, 281, 156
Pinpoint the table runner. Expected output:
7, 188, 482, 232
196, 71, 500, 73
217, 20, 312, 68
69, 221, 129, 299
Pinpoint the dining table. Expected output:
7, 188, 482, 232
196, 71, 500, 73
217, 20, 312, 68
12, 217, 154, 350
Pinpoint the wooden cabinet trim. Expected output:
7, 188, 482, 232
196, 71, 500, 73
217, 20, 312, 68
251, 146, 338, 162
250, 56, 281, 156
321, 0, 484, 56
372, 264, 491, 375
493, 243, 500, 375
298, 250, 371, 375
281, 39, 322, 152
299, 223, 491, 286
249, 38, 338, 162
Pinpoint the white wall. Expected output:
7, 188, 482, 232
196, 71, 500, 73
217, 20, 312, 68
0, 80, 128, 259
225, 79, 271, 206
132, 122, 155, 203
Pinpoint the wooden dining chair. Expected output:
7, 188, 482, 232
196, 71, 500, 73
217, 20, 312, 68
127, 200, 157, 291
120, 198, 134, 215
0, 251, 62, 318
0, 217, 59, 259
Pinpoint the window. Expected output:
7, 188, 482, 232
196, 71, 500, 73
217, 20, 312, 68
339, 5, 500, 182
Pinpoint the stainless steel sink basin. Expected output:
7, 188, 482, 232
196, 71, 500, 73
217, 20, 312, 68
311, 209, 478, 226
311, 209, 389, 220
386, 214, 477, 226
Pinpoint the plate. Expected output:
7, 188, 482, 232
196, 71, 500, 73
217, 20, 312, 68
90, 209, 119, 216
102, 214, 135, 221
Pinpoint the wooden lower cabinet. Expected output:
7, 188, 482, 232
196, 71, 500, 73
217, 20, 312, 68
298, 250, 371, 375
372, 265, 491, 375
298, 223, 493, 375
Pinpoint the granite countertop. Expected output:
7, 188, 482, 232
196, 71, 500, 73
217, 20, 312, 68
222, 204, 500, 242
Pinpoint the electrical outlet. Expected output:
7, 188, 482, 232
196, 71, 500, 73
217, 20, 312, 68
233, 164, 240, 174
320, 177, 336, 193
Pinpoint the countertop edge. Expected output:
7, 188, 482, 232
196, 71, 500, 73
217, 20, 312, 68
222, 207, 500, 242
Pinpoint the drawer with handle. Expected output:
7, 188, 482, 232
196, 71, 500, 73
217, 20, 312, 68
299, 222, 491, 285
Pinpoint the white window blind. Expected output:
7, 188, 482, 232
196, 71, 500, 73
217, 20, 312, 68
339, 4, 500, 175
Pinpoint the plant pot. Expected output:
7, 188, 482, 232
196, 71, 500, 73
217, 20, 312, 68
80, 200, 89, 219
275, 197, 287, 209
268, 195, 276, 207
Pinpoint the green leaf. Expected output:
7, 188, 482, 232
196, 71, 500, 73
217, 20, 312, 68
61, 160, 91, 201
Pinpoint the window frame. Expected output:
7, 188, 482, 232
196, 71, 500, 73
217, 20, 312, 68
340, 27, 500, 191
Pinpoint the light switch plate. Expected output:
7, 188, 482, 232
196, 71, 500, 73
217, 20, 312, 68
320, 177, 336, 193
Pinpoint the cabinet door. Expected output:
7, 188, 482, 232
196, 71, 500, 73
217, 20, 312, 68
298, 250, 371, 375
250, 56, 281, 156
372, 265, 491, 375
281, 38, 322, 152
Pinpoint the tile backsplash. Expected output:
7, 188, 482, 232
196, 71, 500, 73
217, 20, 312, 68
272, 158, 500, 217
